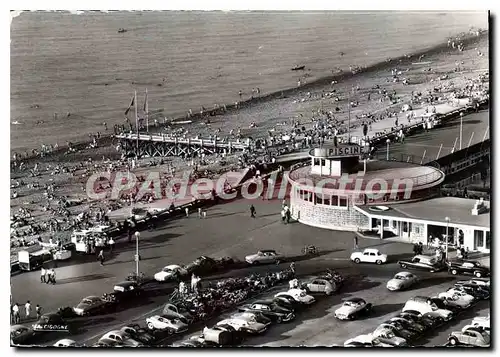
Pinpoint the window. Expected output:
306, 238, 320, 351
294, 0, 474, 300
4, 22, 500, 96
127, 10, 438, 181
323, 194, 331, 205
474, 230, 484, 249
486, 232, 490, 250
331, 195, 338, 206
314, 158, 321, 166
339, 196, 348, 207
415, 227, 420, 234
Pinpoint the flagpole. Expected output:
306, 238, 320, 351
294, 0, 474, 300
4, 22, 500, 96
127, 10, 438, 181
145, 88, 149, 132
135, 90, 139, 160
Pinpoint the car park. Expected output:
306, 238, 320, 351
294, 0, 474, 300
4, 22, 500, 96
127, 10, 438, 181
10, 325, 35, 345
350, 248, 388, 265
99, 330, 143, 347
398, 255, 445, 272
238, 302, 295, 323
146, 315, 188, 333
334, 297, 372, 320
386, 272, 418, 291
52, 339, 77, 347
154, 265, 187, 282
448, 327, 490, 347
304, 277, 340, 295
245, 250, 282, 265
447, 261, 490, 278
275, 289, 315, 305
73, 296, 113, 316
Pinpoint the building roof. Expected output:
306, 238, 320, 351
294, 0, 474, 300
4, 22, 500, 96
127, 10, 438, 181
356, 197, 490, 228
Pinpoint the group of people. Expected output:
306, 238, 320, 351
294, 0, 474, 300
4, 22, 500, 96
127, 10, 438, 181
40, 267, 57, 284
178, 274, 202, 295
11, 301, 42, 324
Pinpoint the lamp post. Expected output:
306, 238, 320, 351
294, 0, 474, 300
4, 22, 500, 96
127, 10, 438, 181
134, 231, 140, 277
459, 112, 463, 150
386, 139, 391, 161
445, 217, 450, 261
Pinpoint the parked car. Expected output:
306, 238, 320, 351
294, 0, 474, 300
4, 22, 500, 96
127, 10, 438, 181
11, 325, 35, 345
238, 302, 295, 323
99, 330, 142, 347
448, 327, 490, 347
402, 297, 453, 321
275, 289, 315, 305
146, 315, 188, 333
92, 340, 124, 347
463, 323, 490, 335
374, 324, 414, 342
111, 281, 142, 300
371, 328, 409, 346
427, 297, 462, 315
386, 272, 418, 291
120, 324, 156, 345
217, 316, 268, 334
184, 256, 234, 276
453, 283, 490, 300
154, 264, 187, 282
438, 288, 475, 308
344, 334, 395, 347
350, 248, 387, 265
73, 296, 113, 316
387, 317, 425, 334
334, 298, 372, 320
245, 250, 282, 265
270, 296, 302, 311
448, 261, 490, 278
162, 303, 194, 325
399, 310, 445, 328
32, 313, 71, 333
304, 277, 339, 295
175, 338, 208, 348
455, 278, 490, 291
201, 324, 244, 345
398, 255, 445, 272
53, 339, 77, 347
471, 316, 490, 331
231, 312, 272, 327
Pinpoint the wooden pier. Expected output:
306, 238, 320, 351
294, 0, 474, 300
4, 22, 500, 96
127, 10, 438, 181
116, 133, 250, 158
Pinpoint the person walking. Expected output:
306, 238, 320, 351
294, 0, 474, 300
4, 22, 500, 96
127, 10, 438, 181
12, 303, 20, 324
198, 207, 202, 219
185, 207, 189, 218
281, 208, 286, 223
24, 301, 31, 320
285, 206, 291, 224
50, 269, 56, 284
353, 235, 359, 250
98, 250, 105, 266
108, 237, 115, 253
250, 204, 256, 218
35, 304, 42, 320
40, 267, 46, 283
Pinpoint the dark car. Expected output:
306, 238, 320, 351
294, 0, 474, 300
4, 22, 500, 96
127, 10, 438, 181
377, 323, 415, 342
120, 324, 156, 345
401, 310, 445, 328
398, 255, 445, 273
184, 256, 219, 276
32, 313, 71, 333
73, 296, 115, 316
397, 312, 435, 330
238, 302, 295, 323
271, 296, 303, 311
111, 281, 142, 300
384, 319, 423, 337
453, 283, 490, 300
11, 325, 36, 345
448, 261, 490, 278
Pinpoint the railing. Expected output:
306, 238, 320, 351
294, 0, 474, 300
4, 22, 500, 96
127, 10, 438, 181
116, 133, 249, 149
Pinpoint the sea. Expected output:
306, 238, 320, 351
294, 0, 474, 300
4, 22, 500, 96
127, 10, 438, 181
10, 11, 488, 153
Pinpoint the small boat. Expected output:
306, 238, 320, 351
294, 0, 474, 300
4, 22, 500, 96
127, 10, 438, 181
118, 28, 127, 33
291, 65, 305, 71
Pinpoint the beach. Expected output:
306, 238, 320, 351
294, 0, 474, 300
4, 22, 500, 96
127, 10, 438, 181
10, 15, 489, 263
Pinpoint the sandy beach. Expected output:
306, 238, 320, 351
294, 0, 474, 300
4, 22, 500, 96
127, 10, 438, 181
10, 30, 489, 263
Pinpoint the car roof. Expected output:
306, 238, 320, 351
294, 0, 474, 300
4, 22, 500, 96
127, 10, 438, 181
164, 264, 181, 269
345, 297, 365, 303
106, 330, 126, 336
56, 339, 76, 344
363, 248, 379, 252
115, 281, 136, 287
463, 326, 485, 333
259, 249, 276, 253
84, 295, 101, 300
396, 272, 413, 276
11, 325, 28, 332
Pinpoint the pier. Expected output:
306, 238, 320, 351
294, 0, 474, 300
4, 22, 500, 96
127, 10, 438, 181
116, 133, 250, 158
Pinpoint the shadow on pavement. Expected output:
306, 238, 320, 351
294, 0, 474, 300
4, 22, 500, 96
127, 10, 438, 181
56, 273, 113, 285
360, 303, 404, 319
409, 276, 456, 290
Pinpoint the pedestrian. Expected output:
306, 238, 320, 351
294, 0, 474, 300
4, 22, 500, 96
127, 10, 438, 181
281, 209, 286, 223
202, 210, 207, 218
464, 247, 469, 259
12, 303, 20, 324
98, 250, 105, 266
285, 207, 291, 224
290, 262, 296, 275
185, 207, 189, 217
418, 242, 424, 254
50, 268, 56, 284
35, 304, 42, 319
45, 269, 52, 284
353, 235, 359, 250
108, 237, 115, 253
198, 207, 202, 219
40, 267, 46, 283
250, 204, 256, 218
25, 301, 31, 319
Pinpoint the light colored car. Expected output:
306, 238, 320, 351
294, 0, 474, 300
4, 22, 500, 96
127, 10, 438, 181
53, 339, 77, 347
344, 334, 394, 347
217, 317, 268, 334
245, 250, 282, 265
162, 303, 194, 324
231, 311, 271, 326
99, 330, 142, 347
371, 328, 408, 346
468, 316, 490, 334
386, 272, 418, 291
449, 327, 490, 347
438, 289, 474, 308
146, 315, 188, 333
154, 264, 187, 282
275, 289, 315, 305
334, 297, 372, 320
403, 296, 453, 321
305, 278, 337, 295
351, 248, 388, 265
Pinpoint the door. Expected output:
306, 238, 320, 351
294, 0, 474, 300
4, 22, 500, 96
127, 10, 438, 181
363, 251, 371, 262
369, 252, 377, 263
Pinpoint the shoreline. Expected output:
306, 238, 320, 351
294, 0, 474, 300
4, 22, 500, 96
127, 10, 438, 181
11, 30, 487, 163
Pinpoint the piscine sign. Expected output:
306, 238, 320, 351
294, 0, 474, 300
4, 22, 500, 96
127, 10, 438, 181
327, 145, 363, 157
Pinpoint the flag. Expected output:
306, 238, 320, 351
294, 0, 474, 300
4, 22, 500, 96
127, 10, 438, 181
124, 95, 135, 115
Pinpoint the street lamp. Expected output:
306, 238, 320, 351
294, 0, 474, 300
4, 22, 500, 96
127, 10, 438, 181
134, 231, 140, 277
445, 217, 450, 261
386, 139, 391, 161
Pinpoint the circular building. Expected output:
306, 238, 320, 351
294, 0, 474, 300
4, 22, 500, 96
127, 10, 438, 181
286, 144, 445, 231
